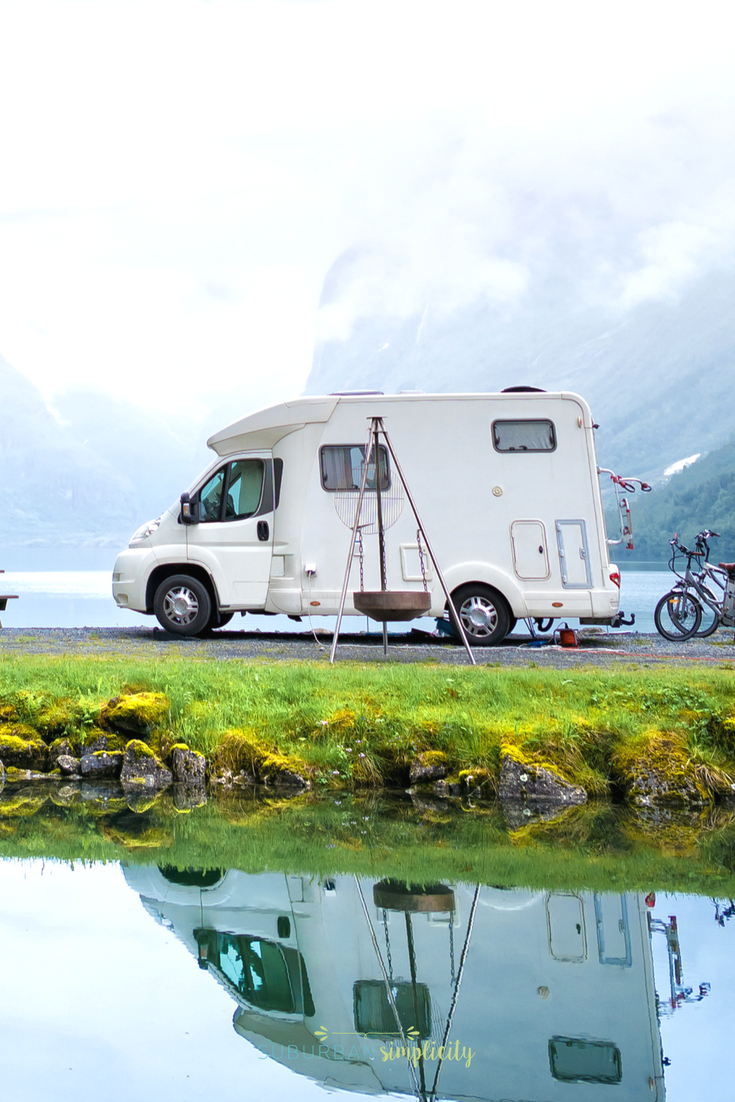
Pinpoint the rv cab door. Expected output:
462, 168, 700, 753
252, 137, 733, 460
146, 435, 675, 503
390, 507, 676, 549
186, 454, 275, 607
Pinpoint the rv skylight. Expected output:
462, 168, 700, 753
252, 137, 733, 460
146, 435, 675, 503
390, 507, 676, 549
492, 419, 556, 452
320, 444, 390, 492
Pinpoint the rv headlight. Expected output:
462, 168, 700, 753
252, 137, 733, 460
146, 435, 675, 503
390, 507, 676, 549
130, 517, 161, 543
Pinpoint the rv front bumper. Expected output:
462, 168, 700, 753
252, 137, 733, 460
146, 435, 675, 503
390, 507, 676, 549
111, 548, 157, 612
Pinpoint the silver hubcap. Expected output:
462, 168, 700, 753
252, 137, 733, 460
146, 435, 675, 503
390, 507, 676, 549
163, 586, 199, 625
460, 595, 498, 637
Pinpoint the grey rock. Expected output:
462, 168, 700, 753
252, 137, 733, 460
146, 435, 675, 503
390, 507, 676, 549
409, 756, 449, 784
0, 760, 5, 793
499, 756, 587, 806
57, 755, 82, 776
81, 751, 124, 779
171, 746, 206, 786
262, 767, 309, 789
120, 740, 172, 789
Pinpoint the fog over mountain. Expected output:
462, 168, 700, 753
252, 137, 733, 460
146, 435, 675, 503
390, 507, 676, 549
307, 252, 735, 485
0, 353, 204, 567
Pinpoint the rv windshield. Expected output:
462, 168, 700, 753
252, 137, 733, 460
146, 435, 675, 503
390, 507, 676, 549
198, 460, 265, 522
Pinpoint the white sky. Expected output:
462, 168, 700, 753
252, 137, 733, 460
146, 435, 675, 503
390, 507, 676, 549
1, 0, 734, 416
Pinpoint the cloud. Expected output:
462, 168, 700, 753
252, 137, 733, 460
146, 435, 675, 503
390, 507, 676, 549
1, 0, 734, 410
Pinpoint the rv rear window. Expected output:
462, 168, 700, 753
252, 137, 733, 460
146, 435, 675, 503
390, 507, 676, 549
320, 445, 390, 492
492, 419, 556, 452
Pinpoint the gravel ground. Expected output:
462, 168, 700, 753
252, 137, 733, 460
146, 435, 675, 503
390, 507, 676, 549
2, 625, 735, 667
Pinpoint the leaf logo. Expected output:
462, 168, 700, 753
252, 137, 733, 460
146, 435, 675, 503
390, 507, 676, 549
314, 1026, 329, 1042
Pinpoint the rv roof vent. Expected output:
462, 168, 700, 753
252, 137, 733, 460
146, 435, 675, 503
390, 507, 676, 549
330, 390, 384, 396
501, 386, 546, 393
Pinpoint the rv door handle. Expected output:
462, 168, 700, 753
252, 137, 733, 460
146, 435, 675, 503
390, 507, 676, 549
257, 521, 269, 542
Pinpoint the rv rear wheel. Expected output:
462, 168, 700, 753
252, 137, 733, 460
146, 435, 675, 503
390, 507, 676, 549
154, 574, 212, 637
450, 585, 511, 646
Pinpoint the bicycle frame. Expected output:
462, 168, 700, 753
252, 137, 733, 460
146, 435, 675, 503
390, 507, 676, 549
669, 533, 735, 630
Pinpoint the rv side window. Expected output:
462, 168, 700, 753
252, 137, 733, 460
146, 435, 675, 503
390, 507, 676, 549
492, 419, 556, 452
320, 445, 390, 492
198, 459, 265, 522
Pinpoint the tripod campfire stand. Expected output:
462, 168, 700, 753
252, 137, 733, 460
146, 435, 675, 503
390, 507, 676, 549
329, 416, 475, 664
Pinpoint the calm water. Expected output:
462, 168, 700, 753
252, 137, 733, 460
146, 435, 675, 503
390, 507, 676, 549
0, 569, 669, 633
0, 859, 732, 1101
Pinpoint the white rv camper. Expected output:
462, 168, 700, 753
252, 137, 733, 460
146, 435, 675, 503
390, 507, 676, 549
112, 390, 636, 641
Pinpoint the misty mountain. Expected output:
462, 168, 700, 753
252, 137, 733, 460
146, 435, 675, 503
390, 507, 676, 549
0, 353, 203, 563
307, 254, 735, 483
624, 437, 735, 563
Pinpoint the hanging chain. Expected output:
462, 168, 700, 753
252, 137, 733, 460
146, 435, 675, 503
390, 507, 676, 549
382, 908, 393, 981
357, 529, 365, 592
449, 914, 456, 987
416, 528, 428, 592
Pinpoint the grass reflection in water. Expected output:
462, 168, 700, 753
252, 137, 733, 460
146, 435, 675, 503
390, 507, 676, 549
2, 784, 735, 895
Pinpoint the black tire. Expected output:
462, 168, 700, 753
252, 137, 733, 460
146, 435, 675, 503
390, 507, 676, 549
450, 584, 511, 646
694, 602, 720, 637
210, 610, 235, 629
654, 589, 702, 642
692, 582, 721, 637
154, 574, 212, 637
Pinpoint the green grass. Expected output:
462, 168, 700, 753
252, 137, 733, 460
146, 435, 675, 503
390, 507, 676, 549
3, 654, 735, 791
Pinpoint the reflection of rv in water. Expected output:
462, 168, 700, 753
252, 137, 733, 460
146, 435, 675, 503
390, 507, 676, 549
123, 868, 665, 1101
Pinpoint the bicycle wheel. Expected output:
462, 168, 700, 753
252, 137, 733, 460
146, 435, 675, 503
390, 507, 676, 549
694, 600, 720, 637
654, 589, 703, 641
693, 581, 722, 637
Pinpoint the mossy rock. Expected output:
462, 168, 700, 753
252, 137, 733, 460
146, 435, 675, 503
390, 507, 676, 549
409, 751, 450, 785
170, 744, 206, 786
48, 737, 75, 760
0, 703, 19, 724
120, 739, 173, 790
80, 728, 125, 754
0, 728, 49, 771
498, 742, 587, 807
613, 732, 713, 808
212, 729, 309, 788
99, 692, 169, 736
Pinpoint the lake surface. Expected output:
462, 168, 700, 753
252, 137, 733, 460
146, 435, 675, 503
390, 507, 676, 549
1, 569, 669, 633
1, 857, 732, 1102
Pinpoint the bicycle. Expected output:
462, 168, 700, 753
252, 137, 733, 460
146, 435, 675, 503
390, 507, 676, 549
654, 531, 735, 641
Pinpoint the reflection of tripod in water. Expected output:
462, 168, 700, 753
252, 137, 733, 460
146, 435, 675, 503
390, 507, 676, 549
355, 878, 480, 1102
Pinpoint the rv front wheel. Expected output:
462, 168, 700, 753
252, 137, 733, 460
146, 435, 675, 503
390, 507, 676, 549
450, 585, 511, 646
154, 574, 212, 637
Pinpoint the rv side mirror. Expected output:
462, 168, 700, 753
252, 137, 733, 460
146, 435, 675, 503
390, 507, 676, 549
180, 491, 198, 525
